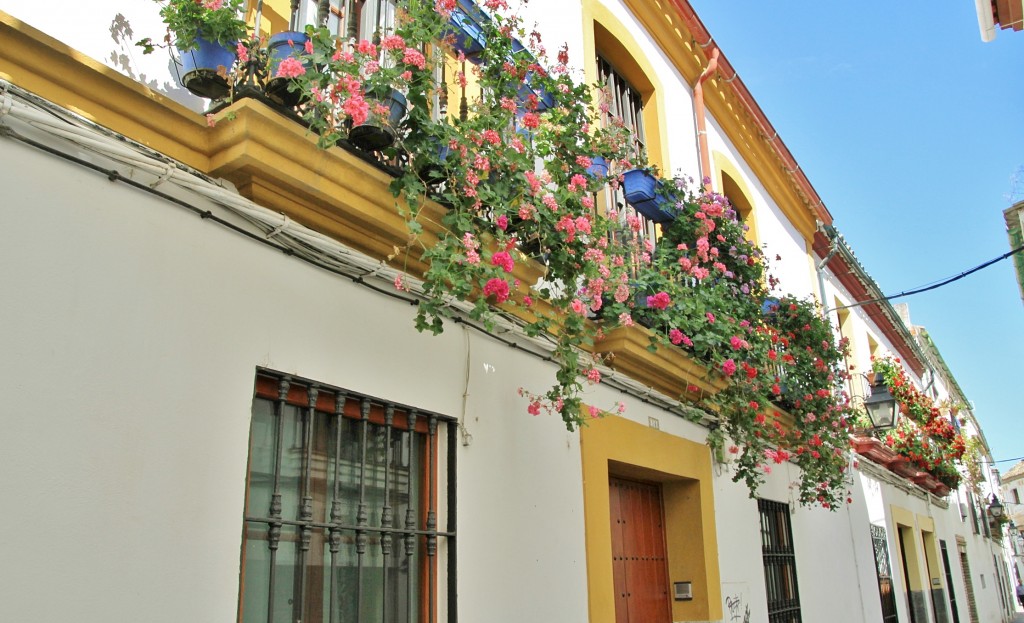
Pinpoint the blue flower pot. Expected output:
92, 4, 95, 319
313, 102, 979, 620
587, 156, 609, 178
266, 31, 309, 107
443, 0, 488, 61
349, 90, 408, 151
177, 36, 237, 99
622, 169, 678, 223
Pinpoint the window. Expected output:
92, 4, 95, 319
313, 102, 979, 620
597, 54, 658, 257
240, 370, 455, 623
300, 0, 397, 41
759, 499, 802, 623
598, 56, 646, 161
1012, 488, 1020, 505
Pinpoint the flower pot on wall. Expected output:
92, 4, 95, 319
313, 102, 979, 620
443, 0, 488, 61
177, 36, 237, 99
888, 456, 918, 479
851, 435, 898, 466
265, 31, 309, 107
349, 90, 407, 151
622, 169, 678, 223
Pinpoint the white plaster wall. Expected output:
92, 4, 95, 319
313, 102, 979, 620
0, 131, 594, 622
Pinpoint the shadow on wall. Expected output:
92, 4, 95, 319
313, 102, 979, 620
106, 13, 204, 111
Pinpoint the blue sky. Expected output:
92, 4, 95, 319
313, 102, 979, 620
687, 1, 1024, 469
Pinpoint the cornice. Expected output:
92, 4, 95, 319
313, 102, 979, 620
592, 325, 727, 400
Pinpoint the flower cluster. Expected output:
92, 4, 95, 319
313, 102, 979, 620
599, 179, 854, 507
287, 26, 433, 145
872, 356, 966, 487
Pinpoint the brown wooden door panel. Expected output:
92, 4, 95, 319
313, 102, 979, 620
610, 477, 672, 623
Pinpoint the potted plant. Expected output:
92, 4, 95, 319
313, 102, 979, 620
622, 168, 679, 223
286, 26, 420, 151
266, 30, 311, 107
137, 0, 249, 99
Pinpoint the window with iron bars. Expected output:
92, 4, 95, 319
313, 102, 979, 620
758, 498, 803, 623
296, 0, 398, 42
239, 370, 456, 623
597, 55, 658, 271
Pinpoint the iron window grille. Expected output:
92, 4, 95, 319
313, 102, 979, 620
297, 0, 397, 42
758, 498, 802, 623
596, 55, 659, 264
871, 524, 900, 623
240, 369, 456, 623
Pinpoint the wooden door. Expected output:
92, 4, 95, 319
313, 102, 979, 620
609, 477, 672, 623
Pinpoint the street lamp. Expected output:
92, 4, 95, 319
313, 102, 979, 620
989, 495, 1005, 519
863, 373, 899, 431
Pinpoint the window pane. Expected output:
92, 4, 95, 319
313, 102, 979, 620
242, 522, 270, 623
280, 404, 303, 521
248, 399, 277, 518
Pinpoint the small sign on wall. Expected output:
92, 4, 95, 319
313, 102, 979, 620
673, 581, 692, 601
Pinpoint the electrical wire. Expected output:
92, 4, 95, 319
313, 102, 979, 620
830, 244, 1024, 313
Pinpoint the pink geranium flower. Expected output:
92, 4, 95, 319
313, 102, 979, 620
491, 251, 514, 273
646, 291, 671, 310
275, 57, 306, 78
483, 278, 510, 303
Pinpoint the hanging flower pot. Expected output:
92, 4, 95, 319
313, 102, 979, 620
622, 169, 678, 223
266, 31, 310, 107
348, 89, 408, 151
176, 35, 237, 99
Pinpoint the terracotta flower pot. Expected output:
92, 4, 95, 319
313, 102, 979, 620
888, 456, 918, 479
851, 436, 898, 466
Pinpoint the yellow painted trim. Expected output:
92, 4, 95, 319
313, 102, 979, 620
891, 505, 927, 592
891, 505, 914, 527
590, 325, 728, 400
618, 0, 819, 244
712, 151, 760, 246
581, 0, 669, 172
581, 415, 722, 622
920, 529, 943, 588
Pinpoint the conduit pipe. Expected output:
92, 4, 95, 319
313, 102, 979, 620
693, 47, 719, 191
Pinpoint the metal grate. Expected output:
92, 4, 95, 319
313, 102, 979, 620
758, 499, 802, 623
871, 524, 900, 623
240, 369, 456, 623
596, 55, 658, 270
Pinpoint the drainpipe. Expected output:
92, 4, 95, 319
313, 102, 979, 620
693, 48, 720, 191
